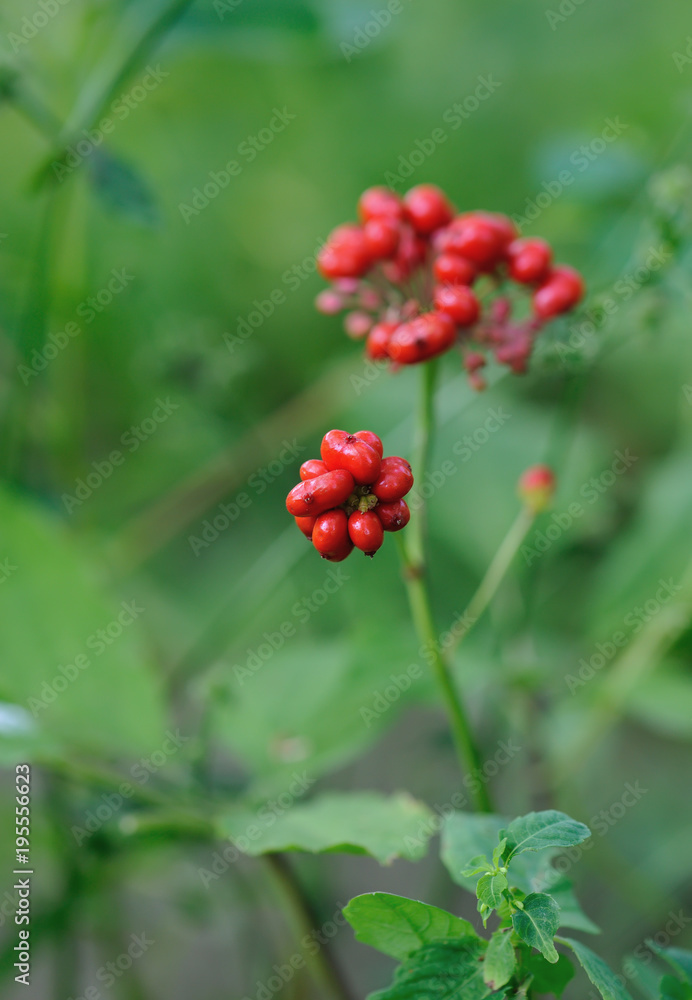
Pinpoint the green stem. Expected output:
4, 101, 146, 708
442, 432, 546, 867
263, 854, 354, 1000
447, 507, 536, 657
397, 361, 492, 812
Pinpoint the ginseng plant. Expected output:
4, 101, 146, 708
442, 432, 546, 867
282, 184, 692, 999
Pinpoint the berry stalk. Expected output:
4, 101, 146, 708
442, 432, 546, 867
397, 361, 493, 813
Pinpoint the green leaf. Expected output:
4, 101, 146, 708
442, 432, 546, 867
660, 976, 692, 1000
648, 945, 692, 985
88, 148, 158, 225
505, 811, 591, 859
512, 893, 560, 963
368, 939, 496, 1000
483, 930, 516, 989
549, 878, 600, 934
477, 872, 508, 908
441, 813, 558, 896
0, 490, 166, 757
492, 838, 508, 868
526, 952, 575, 997
558, 936, 635, 1000
219, 792, 433, 864
344, 893, 478, 960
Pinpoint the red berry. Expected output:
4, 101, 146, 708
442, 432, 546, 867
322, 536, 354, 562
312, 509, 350, 557
366, 321, 396, 360
507, 237, 552, 284
477, 212, 517, 251
433, 254, 476, 286
317, 225, 371, 280
358, 186, 405, 222
387, 312, 456, 364
294, 515, 316, 539
354, 430, 383, 458
363, 217, 400, 259
533, 266, 584, 319
320, 429, 381, 485
438, 215, 503, 269
286, 469, 355, 517
433, 284, 480, 326
403, 184, 454, 234
372, 456, 414, 502
375, 498, 410, 532
300, 459, 328, 481
348, 510, 384, 556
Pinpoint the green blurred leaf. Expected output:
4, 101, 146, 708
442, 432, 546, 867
367, 939, 496, 1000
526, 952, 575, 997
483, 930, 515, 990
219, 792, 433, 864
660, 976, 692, 1000
549, 878, 600, 934
88, 148, 158, 225
649, 944, 692, 984
512, 893, 560, 963
0, 490, 166, 756
344, 893, 478, 960
559, 937, 635, 1000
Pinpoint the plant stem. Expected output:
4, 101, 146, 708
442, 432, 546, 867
447, 506, 536, 657
263, 854, 354, 1000
398, 362, 492, 812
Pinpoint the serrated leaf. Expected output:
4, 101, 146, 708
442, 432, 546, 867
219, 792, 433, 864
558, 936, 635, 1000
367, 939, 496, 1000
526, 952, 575, 997
442, 813, 559, 897
477, 872, 508, 908
660, 975, 692, 1000
505, 810, 591, 859
512, 893, 560, 963
344, 893, 478, 960
483, 930, 516, 989
492, 838, 507, 868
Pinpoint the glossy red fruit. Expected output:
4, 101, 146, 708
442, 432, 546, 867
294, 515, 316, 539
354, 430, 383, 458
438, 215, 503, 269
387, 312, 456, 364
322, 536, 354, 562
404, 184, 454, 234
533, 266, 584, 318
366, 321, 396, 360
300, 459, 328, 481
312, 509, 350, 557
286, 469, 355, 517
507, 237, 552, 284
372, 456, 414, 502
317, 224, 371, 280
348, 510, 384, 556
320, 429, 381, 485
433, 254, 476, 286
358, 186, 405, 222
433, 284, 480, 326
375, 498, 410, 532
478, 212, 517, 251
363, 217, 400, 259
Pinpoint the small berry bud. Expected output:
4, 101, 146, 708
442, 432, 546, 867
518, 464, 556, 513
315, 290, 344, 315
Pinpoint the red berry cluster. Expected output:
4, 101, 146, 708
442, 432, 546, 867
286, 430, 413, 560
315, 184, 585, 389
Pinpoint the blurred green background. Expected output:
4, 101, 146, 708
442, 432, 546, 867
1, 0, 692, 997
